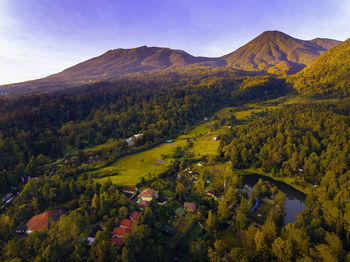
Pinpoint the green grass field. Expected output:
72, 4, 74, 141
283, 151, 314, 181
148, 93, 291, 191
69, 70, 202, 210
87, 97, 313, 186
92, 108, 230, 185
93, 143, 176, 185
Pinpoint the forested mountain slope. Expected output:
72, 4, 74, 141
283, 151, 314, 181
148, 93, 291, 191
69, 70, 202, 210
290, 38, 350, 97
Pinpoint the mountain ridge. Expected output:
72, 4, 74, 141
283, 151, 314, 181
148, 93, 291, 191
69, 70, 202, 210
1, 31, 341, 93
45, 46, 226, 82
290, 38, 350, 97
221, 30, 341, 75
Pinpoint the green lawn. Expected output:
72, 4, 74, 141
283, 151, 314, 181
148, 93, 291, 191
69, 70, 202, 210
93, 143, 177, 185
92, 109, 230, 186
87, 98, 311, 187
234, 106, 281, 120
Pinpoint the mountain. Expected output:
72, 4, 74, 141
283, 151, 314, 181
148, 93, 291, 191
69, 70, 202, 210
1, 31, 341, 94
45, 46, 225, 82
221, 31, 341, 75
290, 38, 350, 97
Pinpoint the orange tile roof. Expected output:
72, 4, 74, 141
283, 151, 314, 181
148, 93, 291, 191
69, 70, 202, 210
138, 188, 153, 198
26, 211, 56, 231
112, 227, 132, 236
130, 211, 140, 222
119, 219, 132, 229
110, 237, 124, 247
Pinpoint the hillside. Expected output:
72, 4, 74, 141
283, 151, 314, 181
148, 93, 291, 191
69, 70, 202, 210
222, 31, 341, 75
290, 38, 350, 97
45, 46, 225, 82
1, 31, 341, 95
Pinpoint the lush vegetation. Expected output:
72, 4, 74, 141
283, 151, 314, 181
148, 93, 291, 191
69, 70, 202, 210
290, 38, 350, 98
0, 74, 287, 194
219, 100, 350, 184
1, 45, 350, 261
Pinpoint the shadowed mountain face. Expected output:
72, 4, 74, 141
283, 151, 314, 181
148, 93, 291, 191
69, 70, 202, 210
290, 38, 350, 97
221, 31, 341, 75
45, 46, 226, 82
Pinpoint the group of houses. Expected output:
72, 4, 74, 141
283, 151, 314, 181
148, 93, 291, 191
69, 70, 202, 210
110, 211, 140, 247
20, 182, 202, 249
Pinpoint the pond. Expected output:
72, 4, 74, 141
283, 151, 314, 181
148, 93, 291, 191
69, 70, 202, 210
241, 174, 306, 225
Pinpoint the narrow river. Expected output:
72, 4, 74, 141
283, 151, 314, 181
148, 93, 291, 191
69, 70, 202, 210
241, 174, 306, 225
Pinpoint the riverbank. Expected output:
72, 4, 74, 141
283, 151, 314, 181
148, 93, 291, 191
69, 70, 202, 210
235, 168, 313, 195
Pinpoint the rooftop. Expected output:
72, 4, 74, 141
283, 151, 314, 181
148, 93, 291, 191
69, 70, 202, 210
119, 218, 132, 229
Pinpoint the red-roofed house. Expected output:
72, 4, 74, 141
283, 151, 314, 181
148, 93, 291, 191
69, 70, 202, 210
184, 202, 197, 213
138, 200, 150, 208
130, 211, 140, 222
122, 186, 137, 194
138, 188, 158, 202
119, 219, 132, 229
110, 237, 124, 247
26, 209, 65, 234
112, 227, 132, 238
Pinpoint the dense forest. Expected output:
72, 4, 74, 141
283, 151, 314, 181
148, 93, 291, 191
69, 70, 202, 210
1, 43, 350, 260
1, 99, 349, 261
0, 75, 287, 194
290, 38, 350, 98
219, 100, 350, 183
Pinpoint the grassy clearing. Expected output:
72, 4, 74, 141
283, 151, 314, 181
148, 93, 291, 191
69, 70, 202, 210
93, 143, 177, 185
87, 97, 314, 187
91, 108, 232, 185
233, 103, 281, 120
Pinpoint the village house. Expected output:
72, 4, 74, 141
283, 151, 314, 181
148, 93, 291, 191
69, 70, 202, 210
122, 186, 137, 194
138, 188, 158, 202
138, 200, 150, 208
112, 227, 132, 238
88, 224, 103, 245
110, 238, 124, 247
122, 186, 138, 199
110, 217, 134, 247
26, 209, 66, 234
184, 202, 196, 213
130, 211, 140, 222
119, 218, 133, 229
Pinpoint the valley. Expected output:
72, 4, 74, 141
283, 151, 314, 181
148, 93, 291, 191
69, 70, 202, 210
0, 27, 349, 262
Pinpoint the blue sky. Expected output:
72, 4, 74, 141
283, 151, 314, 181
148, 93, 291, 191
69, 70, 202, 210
1, 0, 349, 84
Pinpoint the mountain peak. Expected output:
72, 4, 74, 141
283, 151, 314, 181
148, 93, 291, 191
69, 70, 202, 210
259, 30, 290, 37
221, 31, 340, 75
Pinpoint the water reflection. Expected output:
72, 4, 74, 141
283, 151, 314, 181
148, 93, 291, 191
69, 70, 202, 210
241, 174, 306, 225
